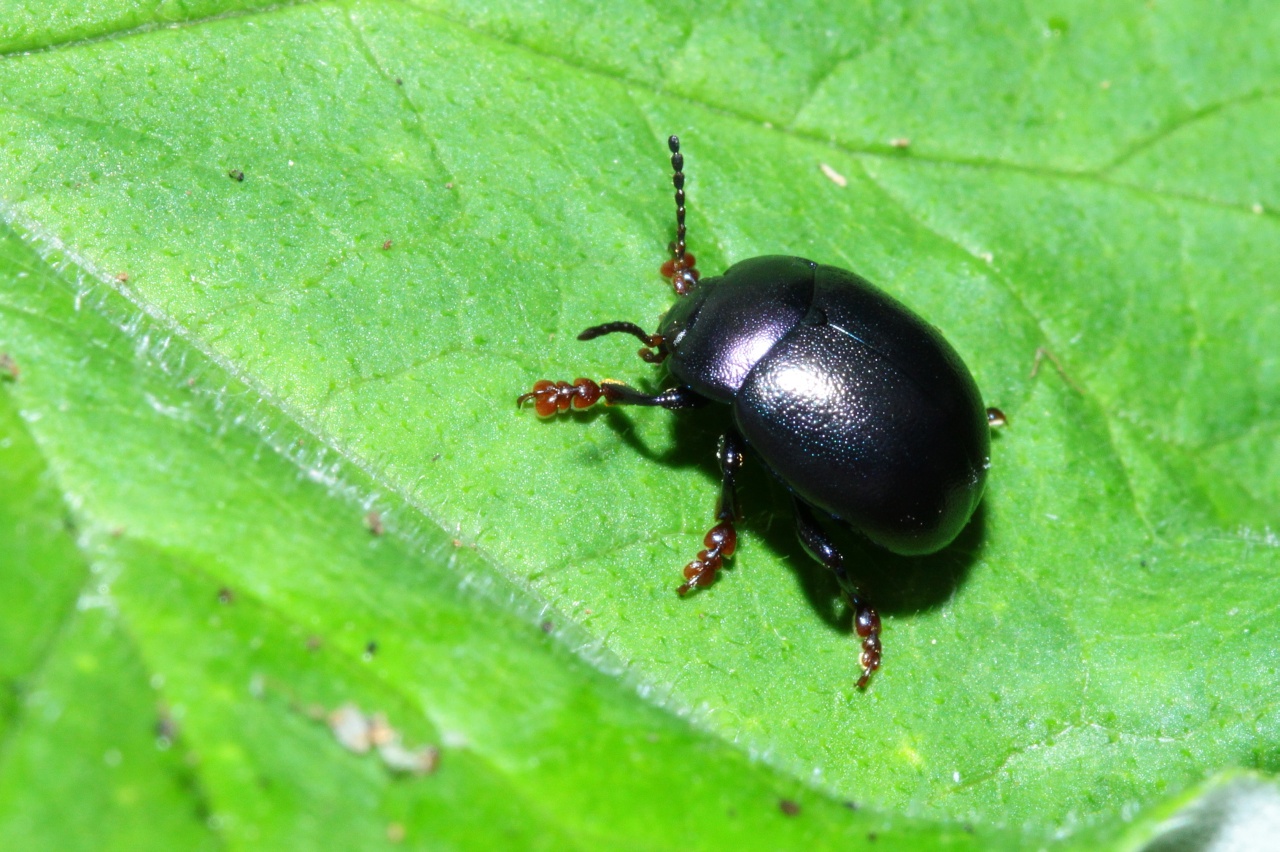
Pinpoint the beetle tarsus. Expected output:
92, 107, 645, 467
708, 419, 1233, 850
661, 245, 701, 296
853, 601, 882, 689
676, 432, 745, 596
677, 520, 738, 596
517, 378, 605, 417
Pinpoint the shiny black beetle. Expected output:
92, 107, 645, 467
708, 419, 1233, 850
520, 136, 1003, 688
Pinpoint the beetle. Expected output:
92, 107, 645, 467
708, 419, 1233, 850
519, 136, 1003, 688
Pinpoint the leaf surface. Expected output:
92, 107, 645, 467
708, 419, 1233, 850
1, 0, 1277, 846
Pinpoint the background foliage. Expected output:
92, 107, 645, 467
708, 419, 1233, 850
1, 0, 1278, 848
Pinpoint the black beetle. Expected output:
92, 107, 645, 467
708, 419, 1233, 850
520, 136, 1003, 688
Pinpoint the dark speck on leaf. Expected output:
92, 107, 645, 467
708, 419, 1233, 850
364, 641, 378, 660
0, 352, 19, 381
382, 239, 393, 251
366, 510, 385, 536
155, 710, 178, 746
217, 587, 234, 605
228, 169, 245, 182
779, 799, 800, 816
394, 77, 403, 86
843, 800, 858, 810
540, 620, 553, 633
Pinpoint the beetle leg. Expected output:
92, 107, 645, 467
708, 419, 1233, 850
576, 322, 668, 364
792, 498, 882, 689
677, 431, 745, 596
517, 379, 704, 417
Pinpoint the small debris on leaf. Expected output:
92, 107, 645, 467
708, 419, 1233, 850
1031, 346, 1084, 393
328, 703, 440, 775
889, 137, 911, 149
819, 163, 847, 187
366, 510, 385, 536
0, 353, 19, 381
779, 799, 801, 816
217, 587, 235, 605
228, 169, 245, 182
329, 703, 375, 753
155, 708, 178, 747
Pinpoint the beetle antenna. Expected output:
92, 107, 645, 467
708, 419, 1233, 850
670, 136, 689, 272
661, 135, 700, 296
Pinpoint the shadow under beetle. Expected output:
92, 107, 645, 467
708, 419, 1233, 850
519, 136, 1005, 689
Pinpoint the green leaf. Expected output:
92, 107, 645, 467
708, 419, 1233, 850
1113, 771, 1280, 851
1, 0, 1277, 847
